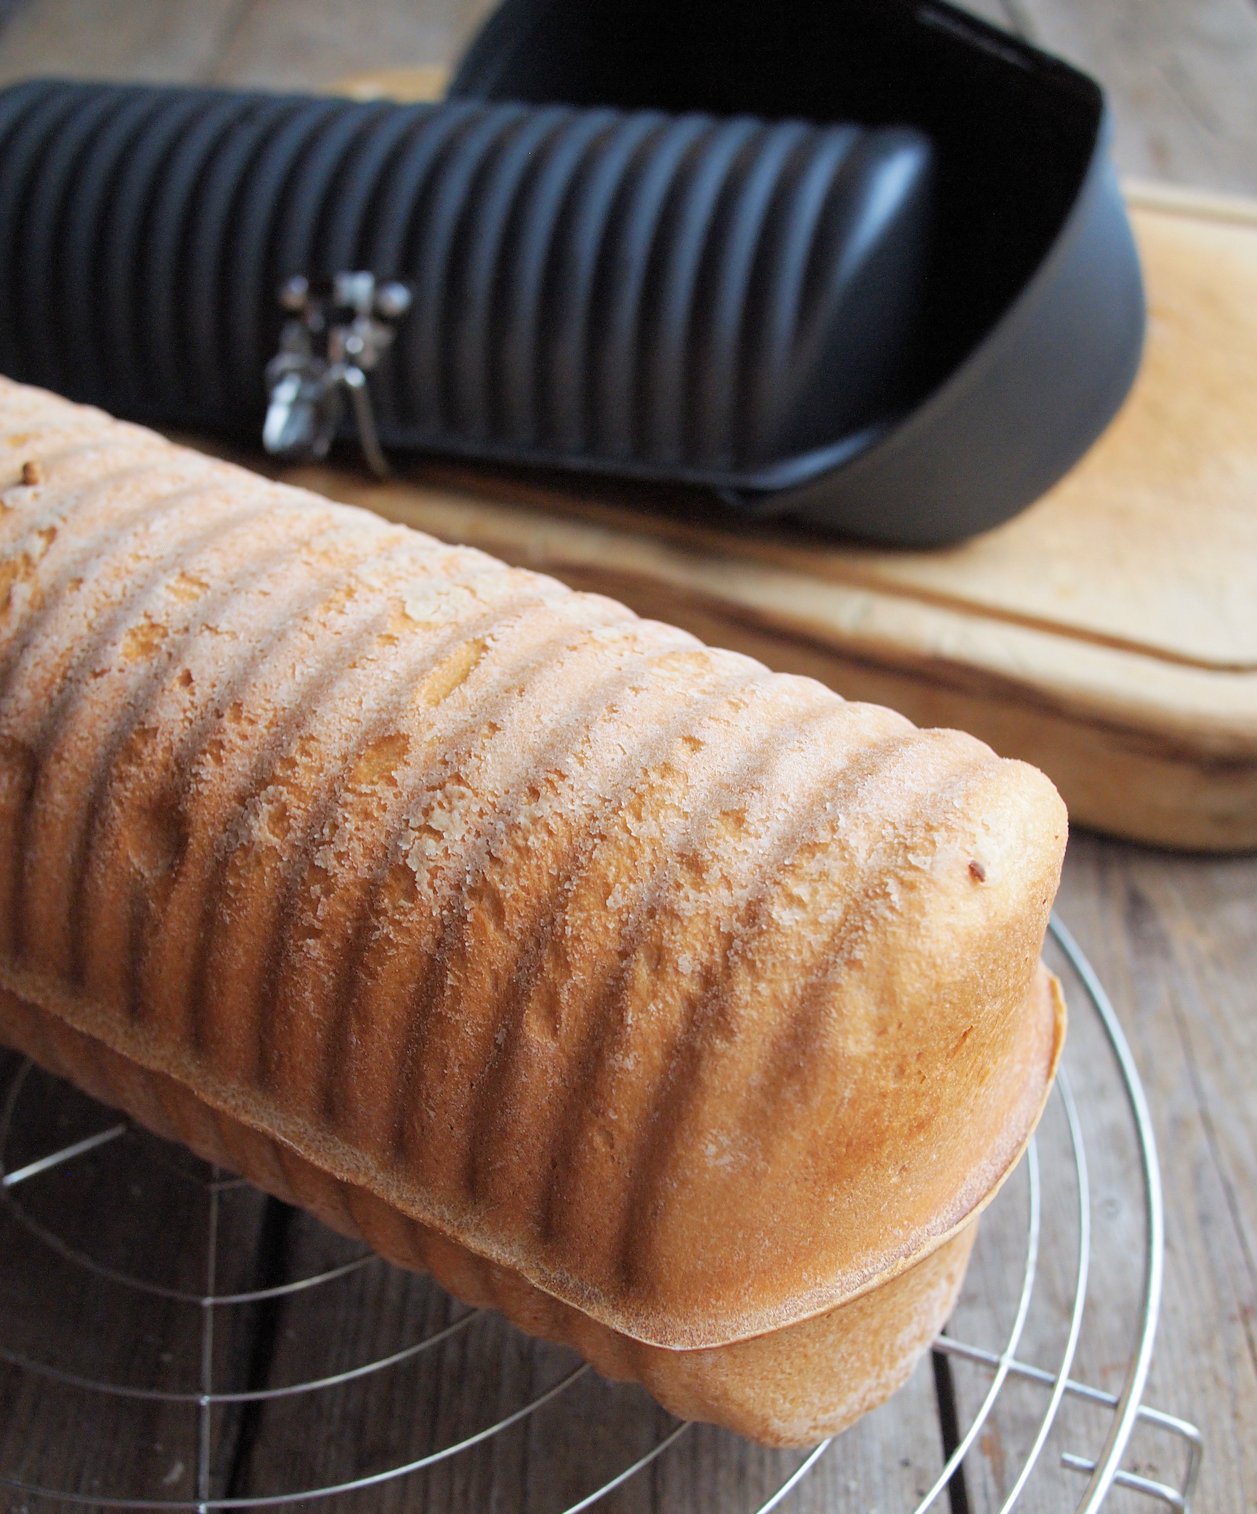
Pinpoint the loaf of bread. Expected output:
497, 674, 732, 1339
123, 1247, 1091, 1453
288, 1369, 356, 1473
0, 377, 1066, 1445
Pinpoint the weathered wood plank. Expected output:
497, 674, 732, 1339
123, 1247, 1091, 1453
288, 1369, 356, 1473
1065, 841, 1257, 1505
0, 0, 247, 86
210, 0, 494, 90
0, 1049, 272, 1507
949, 842, 1257, 1512
0, 3, 1252, 1511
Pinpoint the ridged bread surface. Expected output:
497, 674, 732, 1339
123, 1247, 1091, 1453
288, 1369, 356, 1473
0, 969, 995, 1445
0, 378, 1066, 1359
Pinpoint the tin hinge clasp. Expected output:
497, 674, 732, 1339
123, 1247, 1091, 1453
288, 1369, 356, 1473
262, 272, 412, 477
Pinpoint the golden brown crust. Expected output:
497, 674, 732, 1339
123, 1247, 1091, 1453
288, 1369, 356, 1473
0, 971, 1060, 1444
0, 379, 1067, 1358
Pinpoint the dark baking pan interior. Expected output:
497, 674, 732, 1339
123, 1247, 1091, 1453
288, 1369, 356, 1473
451, 0, 1145, 543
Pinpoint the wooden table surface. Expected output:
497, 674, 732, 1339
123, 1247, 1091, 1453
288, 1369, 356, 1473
0, 3, 1253, 1512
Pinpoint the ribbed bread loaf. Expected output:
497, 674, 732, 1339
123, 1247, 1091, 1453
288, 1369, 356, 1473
0, 378, 1066, 1444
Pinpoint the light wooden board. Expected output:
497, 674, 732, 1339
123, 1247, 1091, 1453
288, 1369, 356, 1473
0, 0, 494, 90
209, 0, 494, 91
270, 187, 1257, 851
0, 0, 248, 86
0, 3, 1254, 1511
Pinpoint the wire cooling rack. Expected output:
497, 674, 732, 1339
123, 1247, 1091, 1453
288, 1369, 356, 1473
0, 917, 1202, 1512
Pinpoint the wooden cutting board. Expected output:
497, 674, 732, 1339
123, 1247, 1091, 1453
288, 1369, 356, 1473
267, 184, 1257, 853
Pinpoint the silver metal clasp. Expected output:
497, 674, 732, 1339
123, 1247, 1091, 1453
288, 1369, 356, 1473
262, 272, 412, 477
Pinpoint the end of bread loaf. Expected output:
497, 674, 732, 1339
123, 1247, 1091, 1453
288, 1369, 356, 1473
589, 772, 1066, 1344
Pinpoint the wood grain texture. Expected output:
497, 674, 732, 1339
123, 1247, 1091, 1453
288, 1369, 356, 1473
950, 838, 1257, 1512
209, 0, 494, 90
0, 0, 494, 91
1059, 841, 1257, 1510
951, 835, 1253, 1507
0, 0, 1253, 1509
0, 1054, 274, 1505
0, 0, 248, 86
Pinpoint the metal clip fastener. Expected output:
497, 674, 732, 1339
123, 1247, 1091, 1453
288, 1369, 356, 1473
262, 272, 412, 477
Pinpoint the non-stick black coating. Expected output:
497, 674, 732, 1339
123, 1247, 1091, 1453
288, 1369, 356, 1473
0, 79, 934, 491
